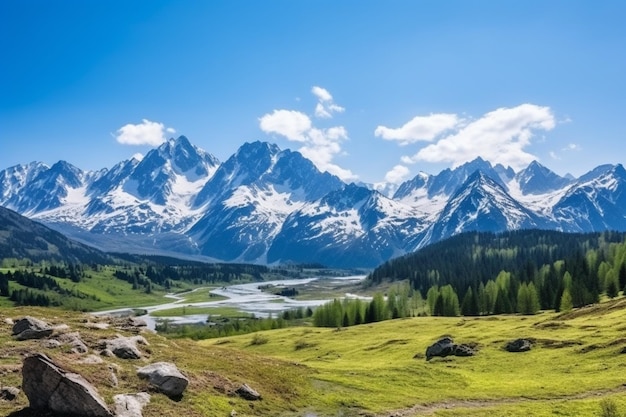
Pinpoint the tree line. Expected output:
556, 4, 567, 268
366, 230, 626, 317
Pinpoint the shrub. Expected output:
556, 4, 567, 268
599, 398, 621, 417
249, 333, 269, 346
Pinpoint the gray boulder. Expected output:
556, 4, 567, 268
113, 392, 151, 417
235, 383, 262, 401
22, 353, 112, 417
506, 338, 532, 352
57, 332, 89, 354
425, 337, 456, 360
12, 316, 53, 341
137, 362, 188, 397
0, 386, 20, 401
453, 343, 476, 357
101, 335, 148, 359
425, 337, 475, 360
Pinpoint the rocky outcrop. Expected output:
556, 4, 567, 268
12, 316, 53, 341
22, 353, 113, 417
506, 338, 532, 352
236, 383, 261, 401
425, 337, 476, 360
114, 392, 151, 417
137, 362, 188, 398
100, 335, 148, 359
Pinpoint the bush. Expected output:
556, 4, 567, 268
249, 333, 269, 346
294, 339, 316, 351
599, 398, 621, 417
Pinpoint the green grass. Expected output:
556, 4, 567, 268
4, 298, 626, 417
201, 297, 626, 416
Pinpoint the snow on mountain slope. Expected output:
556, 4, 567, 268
267, 183, 427, 268
417, 171, 551, 249
188, 141, 345, 263
552, 164, 626, 231
2, 135, 626, 268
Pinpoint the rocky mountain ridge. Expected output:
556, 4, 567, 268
1, 136, 625, 267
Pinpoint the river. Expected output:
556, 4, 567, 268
95, 275, 367, 330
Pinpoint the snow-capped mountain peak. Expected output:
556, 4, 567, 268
1, 136, 626, 268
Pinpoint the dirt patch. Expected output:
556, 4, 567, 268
533, 321, 572, 330
558, 299, 626, 320
364, 339, 410, 351
577, 337, 626, 354
530, 337, 583, 349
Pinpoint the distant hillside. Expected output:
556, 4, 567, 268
0, 206, 111, 264
368, 229, 626, 314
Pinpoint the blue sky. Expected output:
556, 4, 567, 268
1, 1, 625, 186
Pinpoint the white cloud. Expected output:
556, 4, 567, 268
384, 164, 411, 184
115, 119, 173, 146
375, 113, 461, 144
259, 110, 312, 142
562, 143, 581, 151
131, 153, 144, 161
258, 87, 356, 181
312, 85, 344, 119
398, 104, 555, 170
166, 127, 176, 134
311, 86, 333, 102
549, 151, 560, 160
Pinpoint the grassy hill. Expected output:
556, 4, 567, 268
3, 297, 626, 417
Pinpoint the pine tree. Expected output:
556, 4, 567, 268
559, 288, 573, 312
433, 294, 444, 316
606, 279, 619, 299
619, 263, 626, 293
461, 287, 479, 316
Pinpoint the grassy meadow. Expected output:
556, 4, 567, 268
202, 297, 626, 416
2, 298, 626, 416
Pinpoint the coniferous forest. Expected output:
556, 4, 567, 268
367, 230, 626, 315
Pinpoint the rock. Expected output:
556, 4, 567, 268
128, 317, 148, 328
454, 343, 476, 357
235, 383, 262, 401
22, 353, 112, 417
425, 337, 475, 360
0, 386, 20, 401
52, 323, 71, 332
137, 362, 189, 398
4, 317, 14, 326
425, 337, 456, 360
57, 332, 89, 354
41, 339, 62, 349
113, 392, 151, 417
101, 335, 148, 359
12, 316, 53, 341
79, 354, 105, 364
85, 321, 110, 330
506, 338, 532, 352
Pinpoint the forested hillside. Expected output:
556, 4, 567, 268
367, 230, 626, 315
0, 205, 112, 264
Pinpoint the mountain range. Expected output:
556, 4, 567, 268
1, 136, 625, 267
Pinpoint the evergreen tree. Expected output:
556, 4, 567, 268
559, 288, 573, 312
461, 287, 479, 316
433, 294, 444, 316
606, 279, 619, 299
619, 263, 626, 293
517, 282, 540, 315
